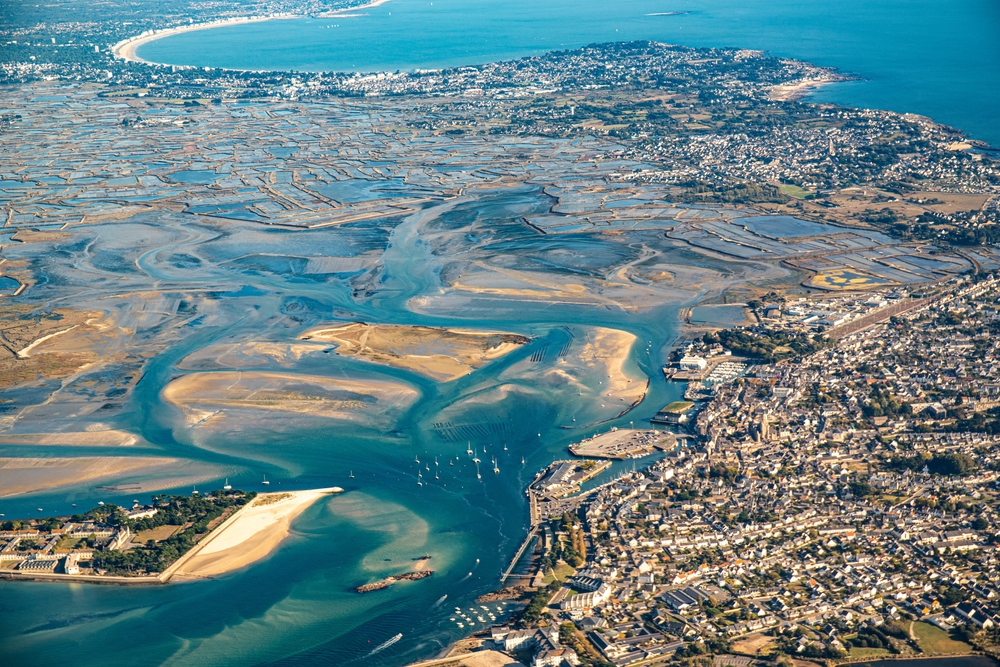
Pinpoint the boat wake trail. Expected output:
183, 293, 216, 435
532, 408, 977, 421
431, 594, 448, 608
366, 633, 402, 657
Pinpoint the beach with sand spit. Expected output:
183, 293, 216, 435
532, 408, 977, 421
167, 488, 341, 580
112, 0, 392, 64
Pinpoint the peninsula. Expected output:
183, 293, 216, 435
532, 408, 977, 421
0, 487, 341, 583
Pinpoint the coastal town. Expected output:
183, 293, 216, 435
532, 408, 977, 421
429, 272, 1000, 667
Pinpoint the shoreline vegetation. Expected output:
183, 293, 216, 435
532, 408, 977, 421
0, 487, 341, 584
111, 0, 393, 65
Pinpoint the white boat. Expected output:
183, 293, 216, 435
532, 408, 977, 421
349, 470, 354, 479
262, 474, 270, 486
223, 478, 232, 491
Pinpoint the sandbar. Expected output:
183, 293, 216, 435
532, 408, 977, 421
301, 323, 529, 381
166, 487, 340, 579
162, 370, 419, 427
0, 456, 180, 498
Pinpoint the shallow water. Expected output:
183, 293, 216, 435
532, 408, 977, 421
0, 185, 685, 666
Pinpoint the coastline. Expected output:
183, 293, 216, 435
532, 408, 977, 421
768, 73, 847, 101
112, 15, 301, 64
111, 0, 392, 65
165, 487, 341, 580
0, 488, 340, 585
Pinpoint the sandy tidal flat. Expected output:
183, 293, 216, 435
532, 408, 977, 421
162, 371, 419, 429
302, 323, 529, 381
169, 488, 340, 579
0, 456, 188, 498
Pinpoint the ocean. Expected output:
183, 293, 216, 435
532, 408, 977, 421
135, 0, 1000, 146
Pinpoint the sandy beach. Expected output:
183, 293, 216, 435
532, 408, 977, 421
112, 0, 392, 64
768, 73, 844, 101
166, 487, 340, 580
113, 15, 300, 63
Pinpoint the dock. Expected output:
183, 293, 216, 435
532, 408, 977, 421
500, 526, 538, 585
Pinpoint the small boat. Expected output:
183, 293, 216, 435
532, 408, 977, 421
98, 501, 105, 506
521, 457, 525, 465
415, 455, 420, 464
262, 474, 270, 486
349, 470, 354, 479
192, 486, 199, 495
503, 444, 508, 451
466, 442, 473, 456
37, 508, 43, 512
223, 478, 232, 491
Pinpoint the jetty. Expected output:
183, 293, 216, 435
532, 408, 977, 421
499, 526, 538, 585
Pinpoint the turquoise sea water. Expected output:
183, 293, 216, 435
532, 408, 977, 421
136, 0, 1000, 146
0, 188, 685, 666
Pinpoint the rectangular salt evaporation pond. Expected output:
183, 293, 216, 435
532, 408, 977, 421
165, 170, 222, 185
312, 178, 422, 202
689, 304, 748, 327
735, 215, 861, 239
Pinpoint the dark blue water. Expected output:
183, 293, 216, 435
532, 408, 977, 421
136, 0, 1000, 145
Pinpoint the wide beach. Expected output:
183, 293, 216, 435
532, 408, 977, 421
166, 488, 341, 580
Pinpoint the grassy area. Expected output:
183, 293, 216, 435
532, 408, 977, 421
540, 561, 577, 586
848, 647, 891, 659
911, 621, 972, 655
134, 525, 182, 543
54, 536, 84, 552
780, 184, 813, 199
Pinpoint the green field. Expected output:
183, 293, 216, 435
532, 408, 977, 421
540, 561, 577, 586
55, 536, 84, 552
779, 184, 814, 199
911, 621, 972, 655
848, 647, 891, 659
660, 401, 695, 414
